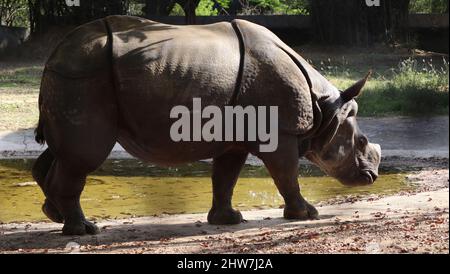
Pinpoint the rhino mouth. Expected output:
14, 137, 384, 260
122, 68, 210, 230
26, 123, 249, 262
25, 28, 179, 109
361, 169, 378, 184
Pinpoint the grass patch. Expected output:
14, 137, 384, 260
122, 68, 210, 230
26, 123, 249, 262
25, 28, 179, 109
0, 65, 43, 90
0, 63, 42, 130
314, 56, 449, 116
357, 58, 449, 116
0, 93, 39, 131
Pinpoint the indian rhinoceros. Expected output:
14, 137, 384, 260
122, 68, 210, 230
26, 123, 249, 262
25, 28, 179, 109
32, 15, 381, 235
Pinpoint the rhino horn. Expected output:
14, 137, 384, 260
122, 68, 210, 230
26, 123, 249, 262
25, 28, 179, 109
341, 71, 372, 103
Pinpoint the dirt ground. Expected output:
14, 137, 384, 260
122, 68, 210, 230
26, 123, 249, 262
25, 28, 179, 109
0, 168, 448, 254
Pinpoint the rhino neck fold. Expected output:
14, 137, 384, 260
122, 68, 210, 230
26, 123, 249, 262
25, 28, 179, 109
102, 18, 119, 106
228, 20, 246, 106
102, 17, 143, 140
307, 95, 343, 149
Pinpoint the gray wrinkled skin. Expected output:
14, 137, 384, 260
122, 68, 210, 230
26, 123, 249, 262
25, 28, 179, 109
33, 16, 381, 235
306, 101, 382, 186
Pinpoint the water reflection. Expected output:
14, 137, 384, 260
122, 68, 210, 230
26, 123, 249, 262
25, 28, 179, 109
0, 159, 413, 223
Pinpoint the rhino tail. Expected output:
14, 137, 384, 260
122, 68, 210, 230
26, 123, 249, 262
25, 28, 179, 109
35, 116, 45, 145
35, 74, 45, 145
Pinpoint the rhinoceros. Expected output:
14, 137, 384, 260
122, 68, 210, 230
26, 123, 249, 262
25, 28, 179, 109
32, 15, 381, 235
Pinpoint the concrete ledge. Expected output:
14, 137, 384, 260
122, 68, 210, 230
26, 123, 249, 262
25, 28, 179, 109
1, 117, 448, 161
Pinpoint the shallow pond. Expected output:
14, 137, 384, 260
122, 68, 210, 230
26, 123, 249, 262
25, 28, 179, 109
0, 159, 414, 223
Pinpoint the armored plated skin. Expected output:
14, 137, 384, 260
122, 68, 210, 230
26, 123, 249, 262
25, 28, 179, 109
33, 15, 381, 235
108, 17, 241, 163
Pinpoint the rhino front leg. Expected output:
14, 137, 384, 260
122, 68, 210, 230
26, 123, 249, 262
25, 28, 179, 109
256, 134, 319, 220
207, 150, 248, 225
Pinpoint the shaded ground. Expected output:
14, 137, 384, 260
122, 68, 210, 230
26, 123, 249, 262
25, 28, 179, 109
0, 169, 448, 254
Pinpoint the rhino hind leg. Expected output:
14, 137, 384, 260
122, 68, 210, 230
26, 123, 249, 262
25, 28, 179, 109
43, 127, 116, 236
43, 124, 116, 235
32, 148, 64, 223
256, 134, 319, 220
44, 161, 99, 235
37, 67, 117, 235
207, 150, 248, 225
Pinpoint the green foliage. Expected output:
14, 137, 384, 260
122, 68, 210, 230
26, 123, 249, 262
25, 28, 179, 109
282, 0, 309, 15
128, 2, 145, 16
170, 0, 230, 16
0, 0, 29, 27
196, 0, 219, 16
249, 0, 285, 14
250, 0, 309, 15
357, 58, 449, 116
170, 3, 186, 16
316, 55, 449, 116
216, 0, 231, 9
195, 0, 235, 16
207, 0, 309, 15
409, 0, 448, 13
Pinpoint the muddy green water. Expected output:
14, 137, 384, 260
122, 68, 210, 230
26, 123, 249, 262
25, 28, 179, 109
0, 159, 414, 223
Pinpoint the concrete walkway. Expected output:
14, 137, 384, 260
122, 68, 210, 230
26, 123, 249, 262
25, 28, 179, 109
0, 116, 448, 160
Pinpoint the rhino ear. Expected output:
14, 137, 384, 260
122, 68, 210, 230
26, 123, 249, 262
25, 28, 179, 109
341, 71, 372, 103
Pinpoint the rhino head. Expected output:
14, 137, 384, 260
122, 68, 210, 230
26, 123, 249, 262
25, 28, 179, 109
304, 72, 381, 186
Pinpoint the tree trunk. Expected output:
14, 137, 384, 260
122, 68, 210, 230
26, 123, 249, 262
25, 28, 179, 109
310, 0, 410, 46
143, 0, 175, 17
176, 0, 200, 24
227, 0, 243, 15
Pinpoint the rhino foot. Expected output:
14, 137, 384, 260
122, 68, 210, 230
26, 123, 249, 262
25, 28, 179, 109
283, 201, 319, 220
62, 220, 99, 236
207, 208, 243, 225
42, 199, 64, 223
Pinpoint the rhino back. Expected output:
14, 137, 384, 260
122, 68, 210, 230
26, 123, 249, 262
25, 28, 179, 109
45, 19, 110, 78
106, 16, 240, 107
99, 16, 242, 162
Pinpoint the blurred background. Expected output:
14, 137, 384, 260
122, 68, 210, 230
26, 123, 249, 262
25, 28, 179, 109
0, 0, 448, 56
